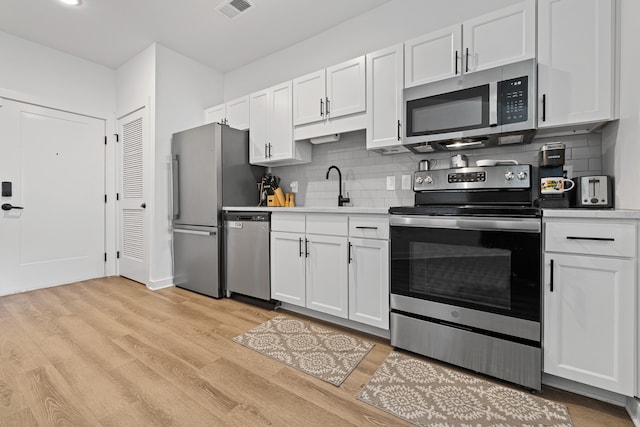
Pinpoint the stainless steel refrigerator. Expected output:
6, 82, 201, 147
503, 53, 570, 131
171, 123, 264, 297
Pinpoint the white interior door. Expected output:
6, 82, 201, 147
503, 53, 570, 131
0, 98, 105, 296
117, 108, 149, 285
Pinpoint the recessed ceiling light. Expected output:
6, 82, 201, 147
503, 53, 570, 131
59, 0, 81, 6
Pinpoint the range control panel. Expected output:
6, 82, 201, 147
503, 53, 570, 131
414, 165, 531, 191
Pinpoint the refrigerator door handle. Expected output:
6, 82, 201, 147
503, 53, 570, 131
172, 155, 180, 219
173, 228, 216, 236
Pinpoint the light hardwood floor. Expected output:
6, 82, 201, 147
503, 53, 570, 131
0, 276, 633, 426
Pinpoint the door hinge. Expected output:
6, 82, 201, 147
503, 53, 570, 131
104, 136, 107, 145
104, 194, 107, 203
114, 133, 119, 142
104, 253, 107, 262
117, 251, 120, 259
116, 193, 119, 201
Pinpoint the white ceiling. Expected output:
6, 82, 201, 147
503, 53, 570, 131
0, 0, 390, 72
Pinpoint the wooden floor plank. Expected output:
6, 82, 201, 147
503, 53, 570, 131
0, 277, 634, 427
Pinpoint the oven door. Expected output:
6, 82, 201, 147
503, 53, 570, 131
390, 215, 541, 322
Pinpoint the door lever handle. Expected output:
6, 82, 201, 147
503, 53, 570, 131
140, 203, 146, 209
1, 203, 23, 211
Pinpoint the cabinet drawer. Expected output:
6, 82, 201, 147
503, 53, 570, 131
271, 212, 306, 233
349, 215, 389, 239
306, 213, 348, 236
545, 221, 636, 257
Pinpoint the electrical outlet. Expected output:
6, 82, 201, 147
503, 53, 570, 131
290, 181, 298, 193
386, 176, 396, 191
401, 175, 412, 190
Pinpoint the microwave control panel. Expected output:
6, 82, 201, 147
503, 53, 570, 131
499, 76, 528, 124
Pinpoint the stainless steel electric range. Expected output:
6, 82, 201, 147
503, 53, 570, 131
389, 164, 542, 390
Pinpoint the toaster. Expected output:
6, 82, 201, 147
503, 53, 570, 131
576, 175, 613, 208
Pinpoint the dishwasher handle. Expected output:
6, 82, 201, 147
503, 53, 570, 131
173, 228, 216, 236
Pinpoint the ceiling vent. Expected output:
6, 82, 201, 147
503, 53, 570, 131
216, 0, 254, 19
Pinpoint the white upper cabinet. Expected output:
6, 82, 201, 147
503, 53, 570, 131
404, 1, 535, 88
366, 44, 408, 153
537, 0, 616, 130
462, 1, 535, 74
293, 70, 326, 126
225, 96, 250, 130
293, 56, 366, 126
249, 81, 311, 166
405, 25, 461, 88
203, 103, 226, 125
326, 57, 367, 120
203, 96, 250, 130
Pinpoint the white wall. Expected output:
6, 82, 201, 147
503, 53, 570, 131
116, 43, 224, 288
153, 44, 224, 287
0, 30, 115, 118
224, 0, 519, 100
603, 0, 640, 210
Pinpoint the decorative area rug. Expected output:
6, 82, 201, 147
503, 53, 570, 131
357, 351, 573, 427
233, 315, 374, 386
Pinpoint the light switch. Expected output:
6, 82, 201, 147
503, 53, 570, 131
290, 181, 298, 193
386, 176, 396, 191
401, 175, 412, 190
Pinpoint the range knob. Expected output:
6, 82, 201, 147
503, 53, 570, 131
517, 170, 528, 180
425, 175, 433, 184
505, 171, 515, 181
415, 176, 424, 185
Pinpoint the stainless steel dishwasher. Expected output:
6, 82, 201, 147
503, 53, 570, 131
223, 212, 271, 300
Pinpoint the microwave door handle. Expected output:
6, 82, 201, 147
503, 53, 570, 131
489, 82, 498, 127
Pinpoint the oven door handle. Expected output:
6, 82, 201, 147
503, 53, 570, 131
390, 215, 540, 233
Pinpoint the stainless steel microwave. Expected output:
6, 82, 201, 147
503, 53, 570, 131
404, 59, 536, 152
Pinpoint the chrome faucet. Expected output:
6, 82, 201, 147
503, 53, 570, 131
326, 165, 350, 206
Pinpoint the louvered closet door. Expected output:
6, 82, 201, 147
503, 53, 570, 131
118, 108, 148, 285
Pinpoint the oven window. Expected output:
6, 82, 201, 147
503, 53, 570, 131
407, 85, 489, 136
391, 225, 540, 321
409, 242, 511, 310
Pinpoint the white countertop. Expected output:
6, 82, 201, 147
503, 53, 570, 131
223, 206, 389, 215
225, 206, 640, 218
542, 208, 640, 219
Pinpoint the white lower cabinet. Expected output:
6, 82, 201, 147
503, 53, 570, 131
306, 234, 349, 318
543, 219, 637, 395
348, 237, 389, 329
270, 212, 389, 330
270, 231, 305, 306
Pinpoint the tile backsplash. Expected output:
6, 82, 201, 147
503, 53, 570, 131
270, 130, 603, 208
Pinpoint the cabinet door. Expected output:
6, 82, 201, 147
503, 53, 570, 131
305, 234, 348, 319
249, 89, 269, 163
204, 103, 225, 125
348, 238, 389, 330
271, 231, 306, 306
462, 1, 535, 73
268, 81, 294, 160
293, 70, 326, 126
367, 44, 404, 150
404, 24, 461, 88
543, 253, 635, 395
538, 0, 614, 128
326, 56, 366, 120
226, 96, 250, 131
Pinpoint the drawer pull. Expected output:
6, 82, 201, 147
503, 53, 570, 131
566, 236, 615, 242
550, 259, 554, 292
355, 226, 378, 230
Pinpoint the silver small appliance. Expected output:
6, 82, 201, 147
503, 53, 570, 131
576, 176, 613, 208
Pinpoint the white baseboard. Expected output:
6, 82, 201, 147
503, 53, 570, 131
542, 373, 628, 406
278, 302, 390, 339
146, 277, 174, 291
627, 397, 640, 427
